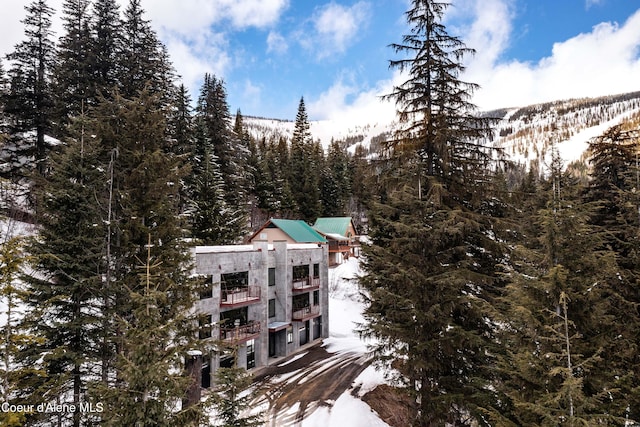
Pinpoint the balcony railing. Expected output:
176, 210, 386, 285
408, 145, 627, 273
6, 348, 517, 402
221, 286, 261, 306
292, 277, 321, 292
220, 321, 261, 343
292, 305, 320, 321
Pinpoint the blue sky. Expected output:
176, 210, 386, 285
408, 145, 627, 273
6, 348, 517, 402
2, 0, 640, 125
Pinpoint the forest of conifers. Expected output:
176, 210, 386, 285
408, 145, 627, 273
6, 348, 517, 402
1, 0, 639, 426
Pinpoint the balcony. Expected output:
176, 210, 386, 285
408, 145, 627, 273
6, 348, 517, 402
220, 286, 261, 307
292, 277, 321, 292
220, 321, 261, 343
292, 305, 320, 321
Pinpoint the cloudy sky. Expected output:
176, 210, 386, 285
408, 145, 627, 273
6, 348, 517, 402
1, 0, 640, 125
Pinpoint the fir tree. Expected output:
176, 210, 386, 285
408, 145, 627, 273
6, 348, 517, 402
167, 83, 195, 215
581, 125, 640, 420
168, 83, 195, 157
19, 121, 108, 427
89, 0, 122, 96
51, 0, 93, 137
189, 117, 240, 244
191, 74, 247, 241
118, 0, 175, 102
0, 236, 36, 427
290, 97, 321, 221
211, 367, 263, 427
100, 236, 202, 426
498, 159, 630, 425
360, 1, 504, 424
3, 0, 56, 178
90, 87, 205, 423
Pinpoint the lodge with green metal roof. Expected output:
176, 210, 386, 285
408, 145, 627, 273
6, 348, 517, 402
313, 217, 360, 265
248, 218, 327, 244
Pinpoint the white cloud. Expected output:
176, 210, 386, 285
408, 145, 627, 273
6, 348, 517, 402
307, 70, 399, 127
238, 79, 262, 112
305, 1, 372, 60
144, 0, 289, 33
162, 31, 231, 97
218, 0, 289, 29
267, 31, 288, 55
142, 0, 289, 102
585, 0, 605, 10
464, 5, 640, 110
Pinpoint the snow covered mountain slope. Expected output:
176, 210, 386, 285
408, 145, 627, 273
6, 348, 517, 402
489, 91, 640, 167
243, 90, 640, 167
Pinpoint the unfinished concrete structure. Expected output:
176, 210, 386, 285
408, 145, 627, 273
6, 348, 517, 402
193, 240, 329, 387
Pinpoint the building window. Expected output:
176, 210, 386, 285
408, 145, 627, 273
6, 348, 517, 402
292, 293, 310, 311
293, 265, 308, 281
247, 339, 255, 369
287, 327, 293, 344
198, 315, 212, 339
268, 298, 276, 318
268, 268, 276, 286
313, 263, 319, 277
199, 276, 213, 299
313, 290, 319, 306
222, 271, 248, 289
201, 355, 211, 389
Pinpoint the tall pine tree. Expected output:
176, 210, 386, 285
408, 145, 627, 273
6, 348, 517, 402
90, 87, 205, 424
290, 97, 321, 222
360, 1, 504, 424
20, 119, 108, 427
3, 0, 56, 178
51, 0, 93, 137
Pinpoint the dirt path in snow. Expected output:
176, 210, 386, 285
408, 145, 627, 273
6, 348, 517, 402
252, 343, 372, 426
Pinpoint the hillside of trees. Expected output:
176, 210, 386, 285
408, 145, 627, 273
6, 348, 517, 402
1, 0, 640, 426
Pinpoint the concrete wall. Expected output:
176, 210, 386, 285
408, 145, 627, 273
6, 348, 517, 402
193, 241, 329, 382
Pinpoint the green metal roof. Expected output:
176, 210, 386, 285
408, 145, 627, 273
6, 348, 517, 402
312, 217, 355, 237
269, 219, 326, 243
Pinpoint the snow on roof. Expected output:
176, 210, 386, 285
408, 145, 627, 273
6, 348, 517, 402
194, 243, 324, 254
195, 245, 257, 254
321, 232, 349, 241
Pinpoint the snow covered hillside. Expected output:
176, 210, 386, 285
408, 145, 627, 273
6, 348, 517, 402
243, 90, 640, 168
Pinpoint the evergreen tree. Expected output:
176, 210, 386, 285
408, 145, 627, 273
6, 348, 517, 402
0, 236, 36, 427
581, 125, 640, 420
90, 87, 205, 423
100, 236, 202, 426
192, 74, 247, 240
0, 61, 8, 149
89, 0, 122, 96
498, 155, 631, 425
189, 116, 240, 244
211, 367, 263, 427
51, 0, 93, 137
168, 83, 195, 157
3, 0, 56, 178
348, 143, 375, 232
321, 139, 351, 216
360, 1, 504, 424
118, 0, 174, 101
273, 135, 296, 216
19, 121, 108, 427
167, 83, 195, 215
290, 97, 321, 221
319, 160, 341, 217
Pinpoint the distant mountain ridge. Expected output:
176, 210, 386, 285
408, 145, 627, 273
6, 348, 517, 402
242, 90, 640, 167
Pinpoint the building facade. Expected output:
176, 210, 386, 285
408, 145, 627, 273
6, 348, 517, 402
193, 240, 329, 387
313, 217, 361, 265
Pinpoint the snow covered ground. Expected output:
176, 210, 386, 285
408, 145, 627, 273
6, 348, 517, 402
302, 258, 390, 427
